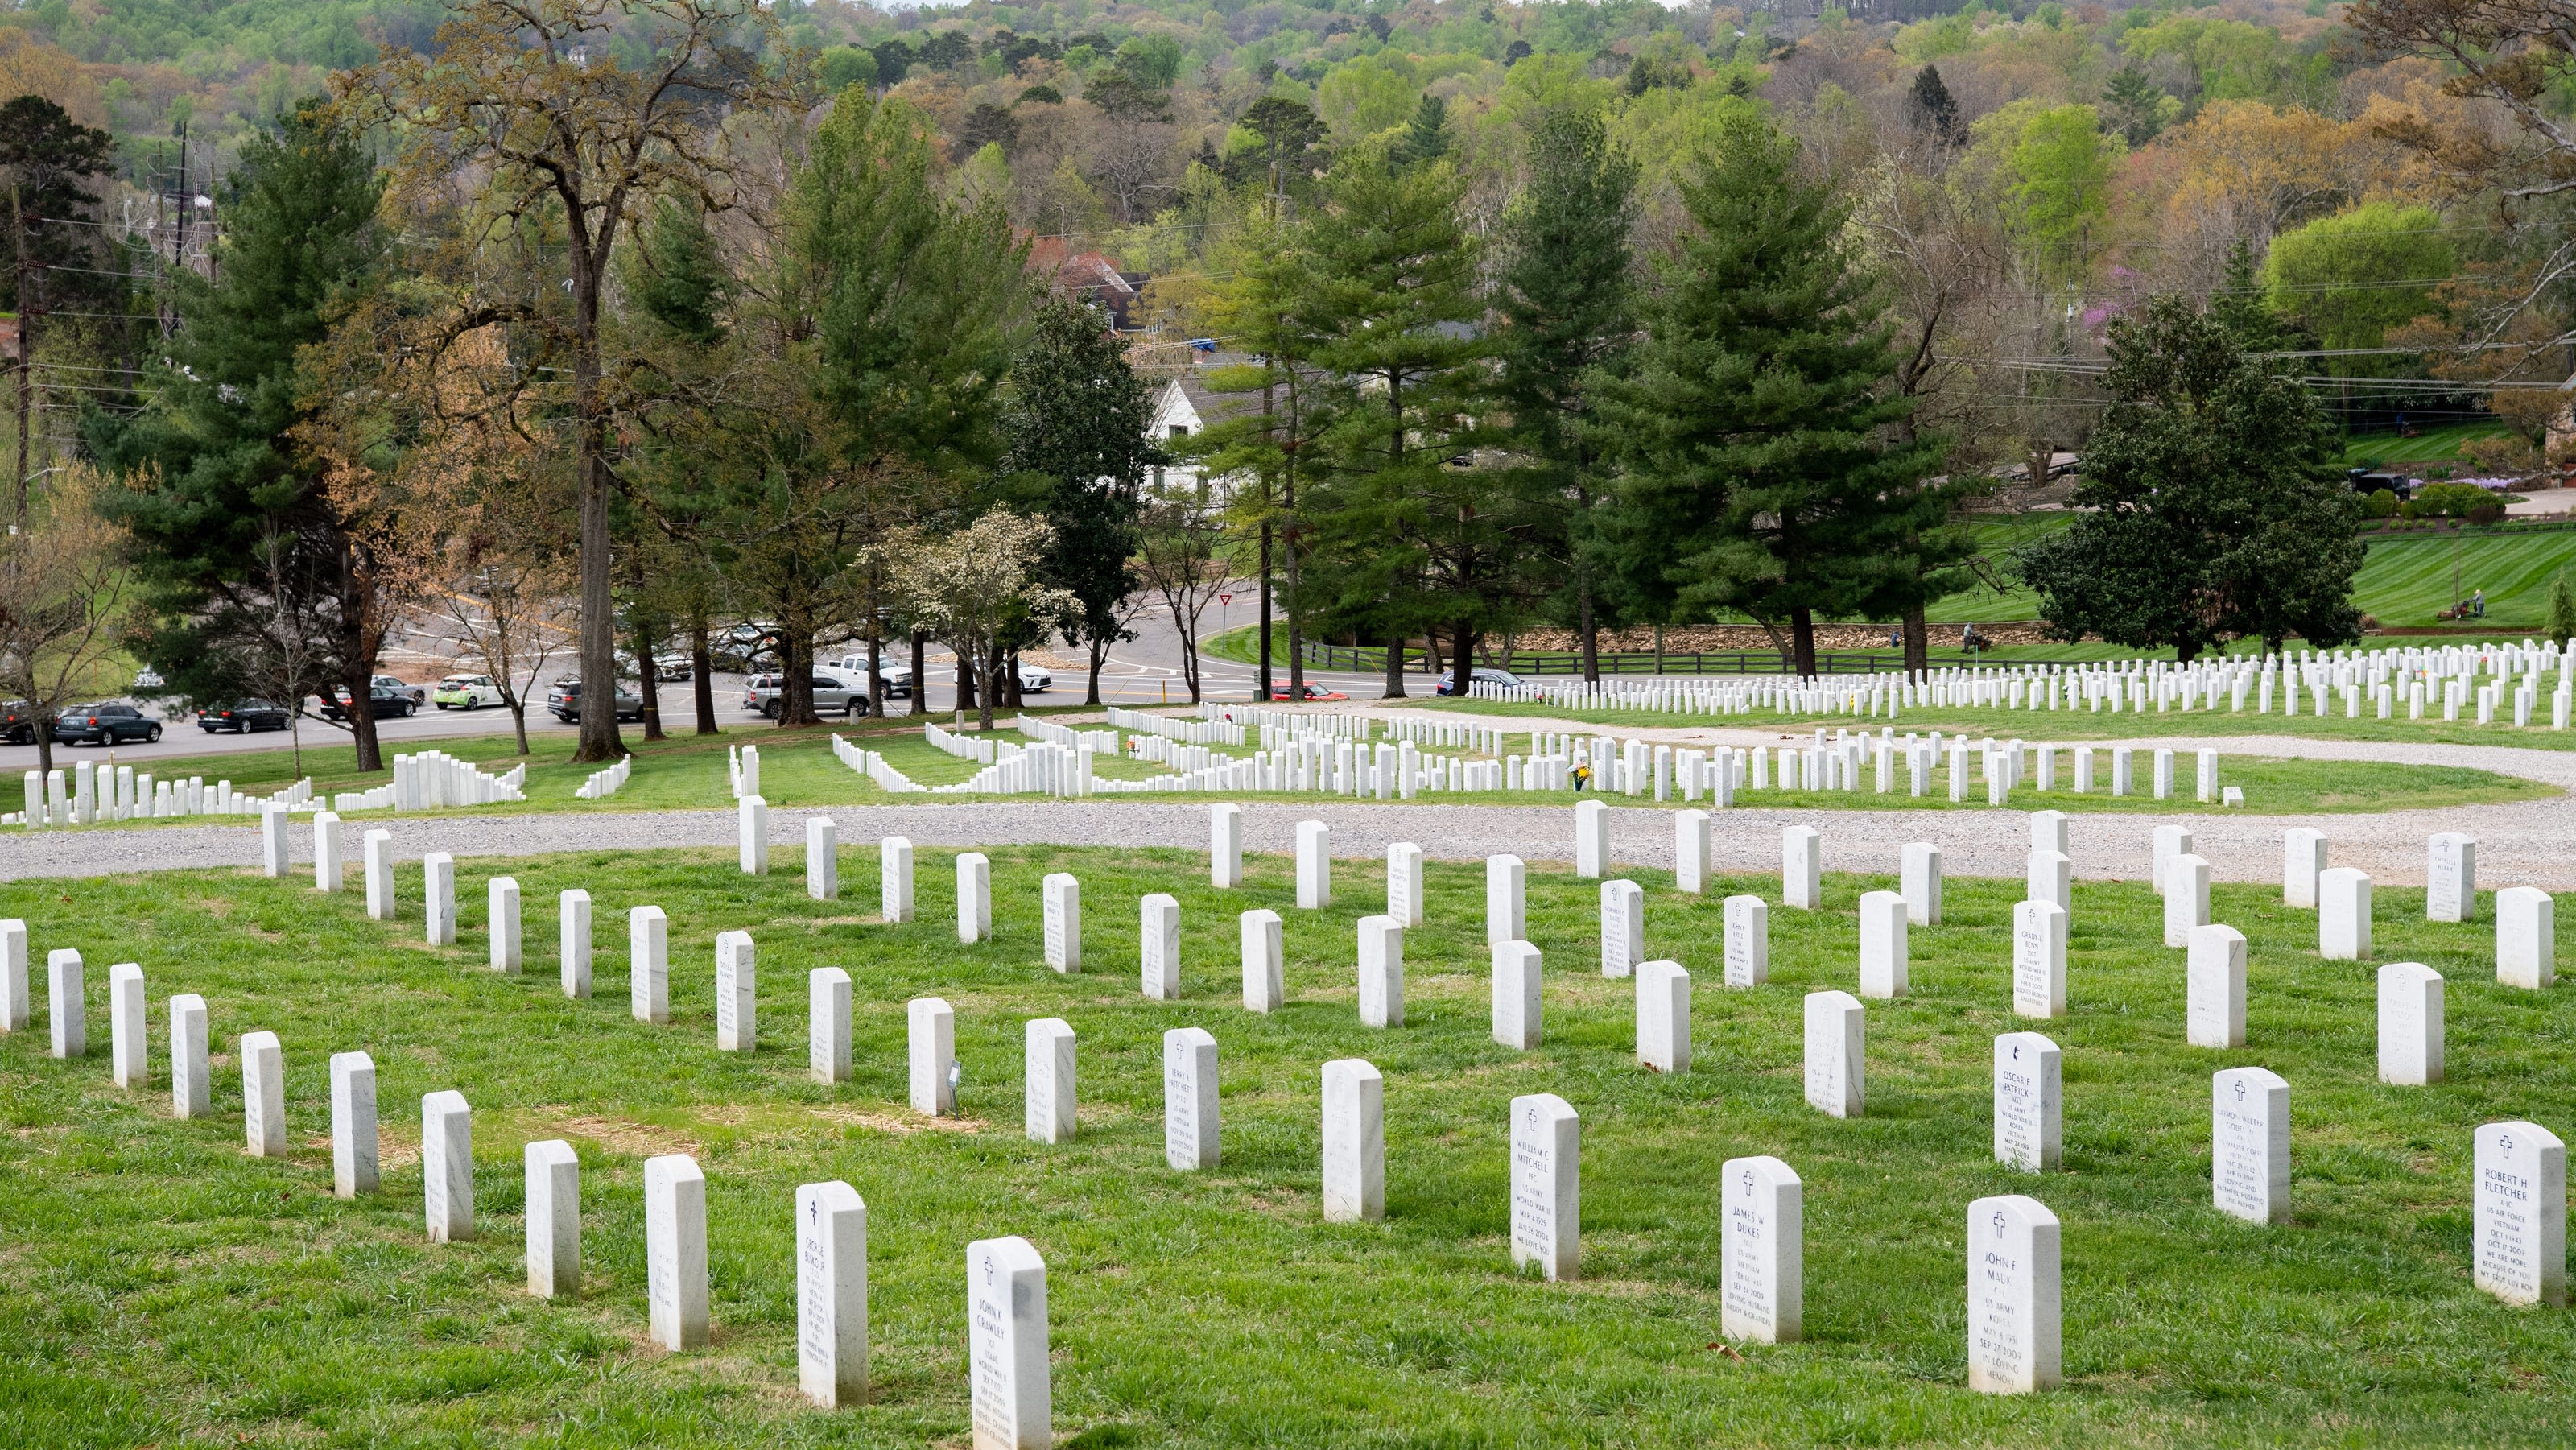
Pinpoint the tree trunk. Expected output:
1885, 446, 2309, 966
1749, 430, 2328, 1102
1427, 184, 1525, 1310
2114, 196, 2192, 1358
910, 629, 927, 717
865, 623, 885, 718
1576, 485, 1599, 684
958, 651, 977, 714
12, 181, 29, 523
632, 615, 665, 742
1257, 520, 1274, 702
572, 251, 621, 764
1902, 607, 1930, 676
690, 620, 718, 735
1004, 650, 1023, 712
1084, 635, 1104, 704
1790, 605, 1818, 680
779, 632, 817, 727
1453, 621, 1478, 695
1381, 634, 1406, 699
509, 700, 530, 755
342, 655, 383, 776
977, 642, 1001, 732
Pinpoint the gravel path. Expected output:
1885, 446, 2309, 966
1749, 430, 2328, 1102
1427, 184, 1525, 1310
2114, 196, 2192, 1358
5, 729, 2570, 890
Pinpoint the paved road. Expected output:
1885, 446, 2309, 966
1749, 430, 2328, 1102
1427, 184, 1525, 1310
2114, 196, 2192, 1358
6, 726, 2569, 891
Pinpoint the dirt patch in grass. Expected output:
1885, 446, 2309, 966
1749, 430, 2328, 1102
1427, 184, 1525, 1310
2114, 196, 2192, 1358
547, 1113, 704, 1159
809, 1105, 988, 1135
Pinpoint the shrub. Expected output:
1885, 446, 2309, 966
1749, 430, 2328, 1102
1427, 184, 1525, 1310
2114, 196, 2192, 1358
2413, 481, 2496, 518
2397, 500, 2420, 520
2362, 487, 2399, 518
2467, 500, 2507, 526
2548, 568, 2576, 643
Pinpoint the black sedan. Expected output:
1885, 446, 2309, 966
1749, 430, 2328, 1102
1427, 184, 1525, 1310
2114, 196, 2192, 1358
320, 685, 418, 721
54, 703, 163, 746
2, 700, 35, 745
197, 700, 294, 733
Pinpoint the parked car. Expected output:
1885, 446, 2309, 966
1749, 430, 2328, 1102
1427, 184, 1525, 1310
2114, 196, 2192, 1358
1, 700, 37, 745
828, 655, 914, 699
546, 677, 644, 723
1436, 666, 1525, 697
433, 674, 506, 710
132, 667, 165, 690
742, 673, 870, 720
374, 673, 427, 707
197, 700, 293, 733
1018, 663, 1052, 694
1270, 682, 1350, 702
55, 703, 162, 746
320, 684, 418, 721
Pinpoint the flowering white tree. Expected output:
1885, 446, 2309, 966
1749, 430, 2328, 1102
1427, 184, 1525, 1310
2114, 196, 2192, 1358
890, 510, 1078, 732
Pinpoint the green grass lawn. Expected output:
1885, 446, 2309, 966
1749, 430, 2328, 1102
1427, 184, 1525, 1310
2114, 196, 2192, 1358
2353, 528, 2576, 630
4, 845, 2575, 1445
2339, 420, 2516, 469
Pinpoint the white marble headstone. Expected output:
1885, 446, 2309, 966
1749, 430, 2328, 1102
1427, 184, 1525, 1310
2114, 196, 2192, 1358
630, 905, 670, 1023
1042, 873, 1081, 973
1321, 1058, 1385, 1223
526, 1138, 580, 1298
2211, 1067, 2289, 1225
645, 1154, 710, 1350
1782, 825, 1821, 909
909, 997, 956, 1117
1600, 880, 1642, 978
2498, 886, 2556, 990
967, 1235, 1050, 1449
1721, 1155, 1802, 1345
1859, 890, 1908, 999
2320, 868, 2372, 960
1240, 908, 1283, 1014
810, 967, 851, 1084
1804, 990, 1864, 1118
797, 1179, 869, 1407
1965, 1194, 2061, 1394
1724, 895, 1769, 988
1492, 940, 1542, 1050
2377, 961, 2442, 1085
1636, 960, 1690, 1073
1358, 915, 1404, 1028
1486, 855, 1525, 944
1992, 1032, 2061, 1172
1025, 1018, 1075, 1144
2013, 900, 2068, 1019
2474, 1120, 2566, 1307
1163, 1027, 1220, 1171
2186, 924, 2247, 1049
1509, 1093, 1579, 1282
330, 1050, 378, 1197
1901, 841, 1942, 926
1140, 893, 1181, 1001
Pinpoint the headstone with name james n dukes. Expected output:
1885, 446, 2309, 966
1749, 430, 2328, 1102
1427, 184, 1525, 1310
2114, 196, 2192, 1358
1721, 1155, 1802, 1345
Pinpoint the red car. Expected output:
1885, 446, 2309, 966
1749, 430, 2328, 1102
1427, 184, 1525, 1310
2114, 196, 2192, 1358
1270, 683, 1349, 702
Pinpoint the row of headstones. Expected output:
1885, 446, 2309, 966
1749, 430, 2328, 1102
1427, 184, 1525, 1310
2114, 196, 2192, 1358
0, 956, 878, 1411
46, 812, 2576, 1417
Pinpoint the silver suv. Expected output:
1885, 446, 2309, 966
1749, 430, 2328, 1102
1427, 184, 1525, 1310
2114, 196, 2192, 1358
744, 673, 870, 719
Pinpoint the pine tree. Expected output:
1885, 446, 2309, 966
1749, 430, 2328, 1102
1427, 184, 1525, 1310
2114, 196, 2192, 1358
1909, 64, 1961, 147
2103, 63, 2169, 146
1391, 94, 1451, 169
1597, 114, 1946, 678
1495, 107, 1638, 683
1002, 291, 1161, 704
1302, 146, 1509, 697
0, 95, 117, 519
2016, 295, 2363, 659
2546, 567, 2576, 644
91, 101, 395, 766
2210, 237, 2303, 353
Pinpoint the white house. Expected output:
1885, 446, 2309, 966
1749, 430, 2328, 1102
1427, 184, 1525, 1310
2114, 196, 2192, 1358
1146, 375, 1255, 506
